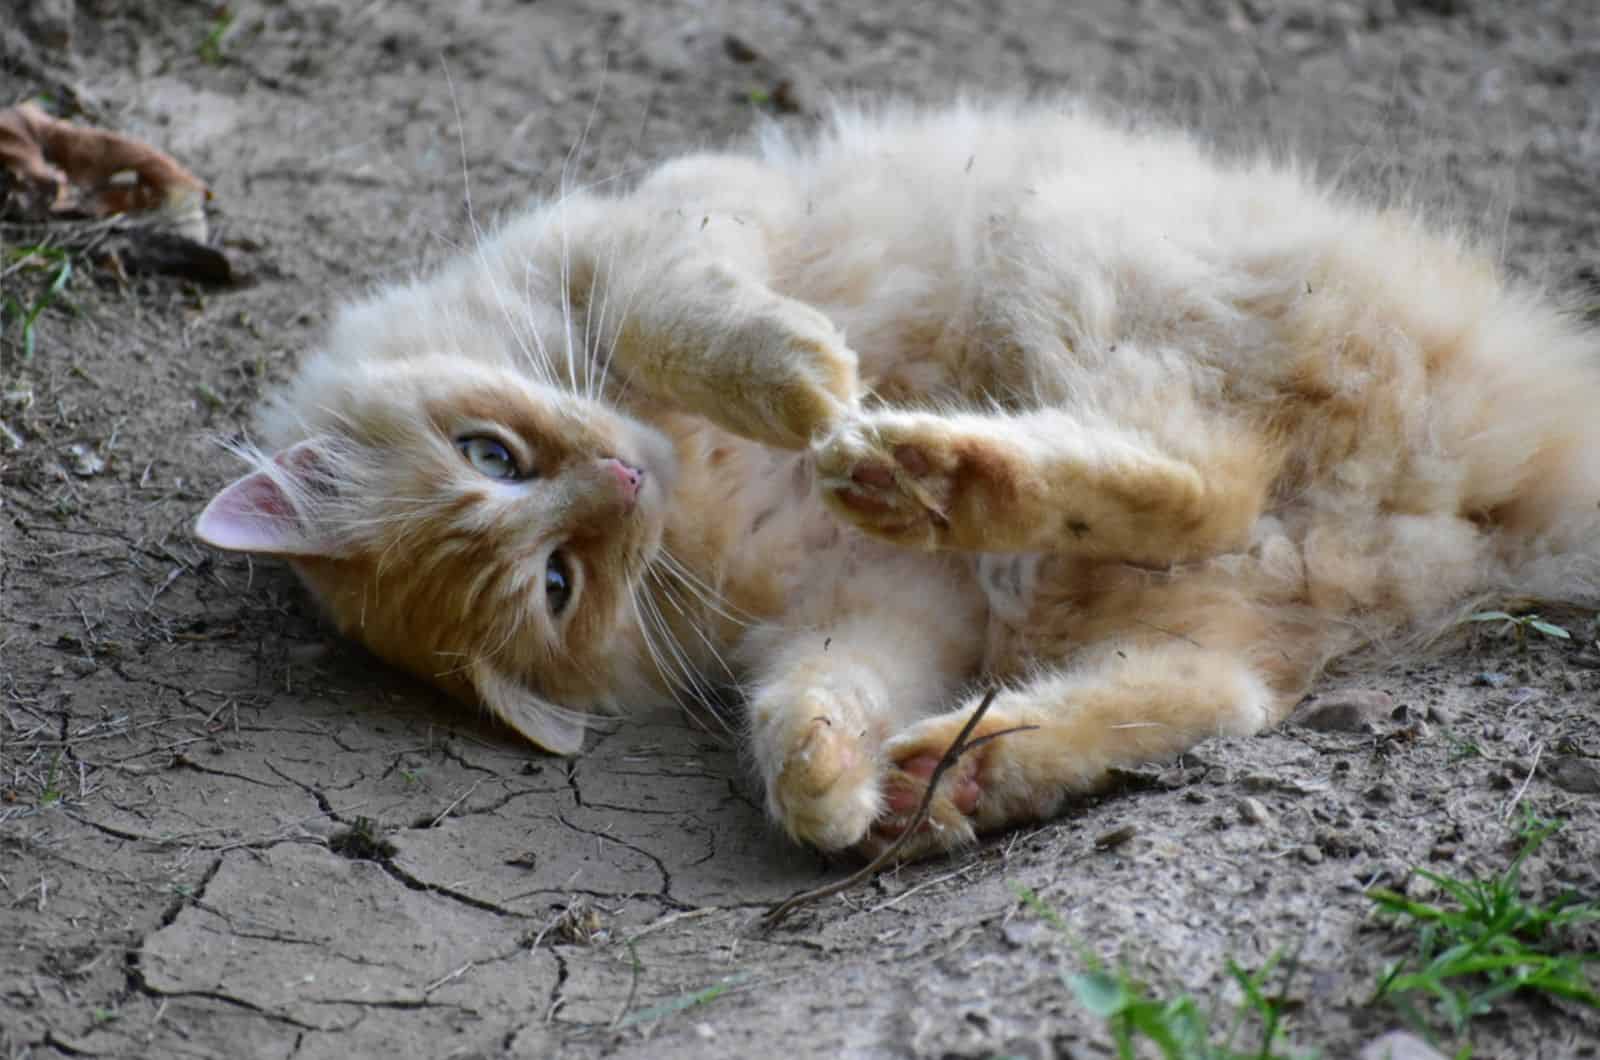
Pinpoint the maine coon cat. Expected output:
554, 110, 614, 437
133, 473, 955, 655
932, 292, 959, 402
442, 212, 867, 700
195, 101, 1600, 859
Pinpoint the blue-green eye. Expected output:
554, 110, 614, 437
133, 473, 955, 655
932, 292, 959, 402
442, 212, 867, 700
457, 436, 521, 480
546, 551, 573, 615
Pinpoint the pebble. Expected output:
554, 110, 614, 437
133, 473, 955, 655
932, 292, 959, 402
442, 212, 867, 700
1363, 783, 1395, 804
1288, 690, 1393, 732
1360, 1031, 1447, 1060
65, 442, 105, 477
1473, 671, 1510, 688
1297, 844, 1324, 865
1093, 823, 1138, 850
1545, 756, 1600, 795
1235, 796, 1273, 826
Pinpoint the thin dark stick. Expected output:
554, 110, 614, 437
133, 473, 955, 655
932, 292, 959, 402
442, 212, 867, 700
761, 687, 1035, 928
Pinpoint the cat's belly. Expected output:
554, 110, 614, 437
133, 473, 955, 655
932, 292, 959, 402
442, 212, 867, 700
723, 446, 987, 627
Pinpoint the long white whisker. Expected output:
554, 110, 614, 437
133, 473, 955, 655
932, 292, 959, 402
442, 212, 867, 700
647, 564, 742, 691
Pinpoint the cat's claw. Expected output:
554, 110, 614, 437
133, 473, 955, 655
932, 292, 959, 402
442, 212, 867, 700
814, 415, 966, 549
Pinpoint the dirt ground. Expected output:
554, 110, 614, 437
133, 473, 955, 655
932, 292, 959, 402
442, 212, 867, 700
3, 1, 1599, 1057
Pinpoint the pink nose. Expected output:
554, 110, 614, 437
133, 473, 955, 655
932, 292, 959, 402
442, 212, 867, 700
600, 457, 643, 501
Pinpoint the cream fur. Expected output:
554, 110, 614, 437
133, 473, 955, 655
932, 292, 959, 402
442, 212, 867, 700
196, 100, 1600, 858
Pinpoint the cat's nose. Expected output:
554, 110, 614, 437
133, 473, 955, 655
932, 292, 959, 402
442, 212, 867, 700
599, 457, 643, 502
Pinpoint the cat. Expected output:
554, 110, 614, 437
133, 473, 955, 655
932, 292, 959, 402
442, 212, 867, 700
195, 100, 1600, 860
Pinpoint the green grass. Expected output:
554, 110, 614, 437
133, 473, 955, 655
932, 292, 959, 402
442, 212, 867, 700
1014, 885, 1313, 1059
614, 972, 749, 1029
1368, 814, 1600, 1041
198, 8, 236, 65
1, 245, 76, 362
38, 751, 65, 807
1467, 610, 1571, 648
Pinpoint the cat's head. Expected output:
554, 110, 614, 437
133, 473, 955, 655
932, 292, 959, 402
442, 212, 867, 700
195, 352, 676, 754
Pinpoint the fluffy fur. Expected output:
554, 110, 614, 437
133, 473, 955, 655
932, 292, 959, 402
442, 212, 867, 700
196, 101, 1600, 858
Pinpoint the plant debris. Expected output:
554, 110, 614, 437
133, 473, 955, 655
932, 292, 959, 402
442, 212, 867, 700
0, 101, 234, 288
0, 101, 209, 238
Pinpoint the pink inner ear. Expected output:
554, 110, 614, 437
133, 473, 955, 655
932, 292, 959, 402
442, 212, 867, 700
195, 468, 310, 555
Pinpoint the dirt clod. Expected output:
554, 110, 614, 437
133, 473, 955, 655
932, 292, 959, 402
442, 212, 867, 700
1289, 690, 1395, 732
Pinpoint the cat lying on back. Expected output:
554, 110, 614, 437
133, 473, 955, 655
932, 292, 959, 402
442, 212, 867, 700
196, 101, 1600, 859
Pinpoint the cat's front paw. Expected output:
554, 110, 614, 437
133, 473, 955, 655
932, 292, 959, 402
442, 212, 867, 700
813, 413, 969, 549
724, 298, 860, 450
766, 690, 882, 852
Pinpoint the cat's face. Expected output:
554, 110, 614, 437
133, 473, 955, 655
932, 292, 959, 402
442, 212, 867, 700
196, 354, 677, 753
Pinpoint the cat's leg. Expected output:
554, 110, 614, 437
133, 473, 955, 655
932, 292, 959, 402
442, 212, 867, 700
612, 257, 859, 450
859, 640, 1283, 859
859, 557, 1326, 859
814, 407, 1276, 567
744, 568, 985, 851
569, 165, 860, 450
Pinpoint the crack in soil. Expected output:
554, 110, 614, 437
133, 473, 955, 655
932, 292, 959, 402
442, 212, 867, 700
553, 812, 688, 910
545, 949, 570, 1026
261, 759, 537, 920
403, 782, 569, 830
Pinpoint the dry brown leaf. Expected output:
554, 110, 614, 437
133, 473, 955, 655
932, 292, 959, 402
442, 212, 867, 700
0, 101, 209, 232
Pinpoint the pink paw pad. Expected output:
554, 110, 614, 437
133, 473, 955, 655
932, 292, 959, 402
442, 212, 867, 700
877, 752, 982, 838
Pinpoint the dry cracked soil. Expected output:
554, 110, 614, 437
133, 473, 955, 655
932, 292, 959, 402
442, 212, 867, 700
3, 1, 1600, 1058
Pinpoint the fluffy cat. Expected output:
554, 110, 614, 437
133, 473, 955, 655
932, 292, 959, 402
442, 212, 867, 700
196, 101, 1600, 859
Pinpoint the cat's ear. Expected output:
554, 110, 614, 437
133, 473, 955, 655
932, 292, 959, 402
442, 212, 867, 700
194, 440, 334, 556
470, 661, 589, 755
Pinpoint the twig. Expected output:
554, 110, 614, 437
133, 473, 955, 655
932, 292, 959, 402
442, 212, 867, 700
609, 940, 643, 1030
761, 687, 1034, 928
429, 779, 485, 828
1502, 741, 1543, 823
424, 961, 475, 995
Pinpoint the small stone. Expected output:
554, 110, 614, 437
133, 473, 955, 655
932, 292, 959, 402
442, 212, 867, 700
1093, 824, 1138, 850
1425, 704, 1451, 725
1407, 873, 1439, 902
1545, 756, 1600, 795
1473, 671, 1510, 688
722, 34, 760, 62
1235, 796, 1273, 826
1360, 1030, 1448, 1060
1297, 844, 1324, 865
65, 443, 105, 477
1288, 690, 1393, 732
1363, 783, 1395, 804
1561, 672, 1583, 693
694, 1022, 717, 1041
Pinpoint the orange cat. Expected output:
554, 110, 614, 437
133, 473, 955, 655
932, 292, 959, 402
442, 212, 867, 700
196, 102, 1600, 858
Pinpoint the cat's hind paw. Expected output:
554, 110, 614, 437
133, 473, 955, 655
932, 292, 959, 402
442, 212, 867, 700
856, 703, 1031, 861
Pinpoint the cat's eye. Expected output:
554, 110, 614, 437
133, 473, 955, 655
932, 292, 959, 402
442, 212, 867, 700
546, 551, 573, 615
457, 435, 523, 480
